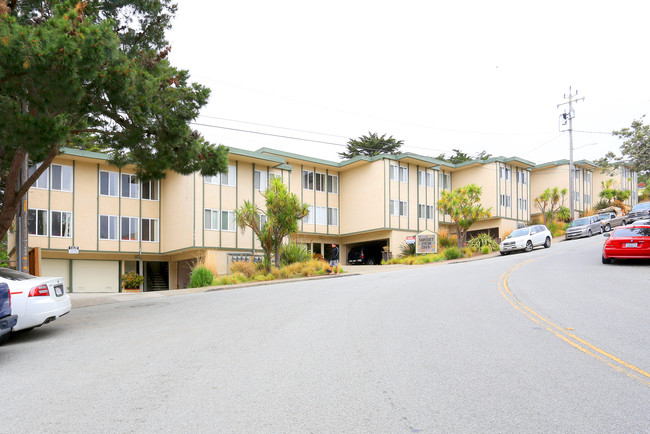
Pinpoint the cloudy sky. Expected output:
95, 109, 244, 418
167, 1, 650, 164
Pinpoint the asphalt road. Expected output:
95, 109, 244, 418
2, 236, 649, 433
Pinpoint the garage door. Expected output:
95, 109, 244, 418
72, 260, 119, 293
41, 259, 70, 293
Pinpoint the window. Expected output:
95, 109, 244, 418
99, 215, 118, 240
500, 167, 511, 181
389, 165, 399, 181
584, 194, 591, 205
221, 210, 236, 231
327, 207, 338, 226
327, 175, 338, 193
254, 170, 268, 191
269, 172, 281, 183
440, 173, 451, 190
500, 194, 511, 208
204, 209, 219, 230
141, 180, 159, 200
517, 171, 528, 185
204, 165, 236, 187
518, 198, 527, 211
50, 164, 73, 191
390, 200, 408, 216
99, 171, 118, 196
50, 211, 72, 237
304, 206, 313, 224
121, 217, 139, 241
303, 170, 314, 190
304, 206, 330, 225
28, 164, 49, 189
141, 218, 159, 242
399, 166, 408, 183
419, 171, 434, 187
258, 214, 267, 228
28, 209, 48, 236
315, 173, 325, 192
418, 205, 434, 219
315, 206, 327, 225
121, 174, 139, 199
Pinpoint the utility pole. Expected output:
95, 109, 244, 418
558, 87, 584, 220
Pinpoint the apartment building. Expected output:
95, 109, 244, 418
12, 147, 550, 293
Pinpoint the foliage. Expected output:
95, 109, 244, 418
438, 184, 491, 248
437, 229, 457, 249
383, 252, 446, 265
462, 247, 474, 258
212, 259, 333, 285
399, 242, 416, 257
235, 177, 309, 270
312, 253, 324, 261
229, 261, 259, 279
640, 185, 650, 201
188, 266, 214, 288
534, 187, 567, 227
0, 1, 228, 240
547, 221, 566, 238
0, 235, 9, 267
595, 116, 650, 180
592, 199, 610, 212
339, 132, 403, 159
598, 179, 631, 205
121, 271, 144, 289
555, 206, 571, 223
435, 149, 492, 164
480, 246, 491, 254
467, 233, 499, 251
443, 247, 462, 260
280, 243, 312, 265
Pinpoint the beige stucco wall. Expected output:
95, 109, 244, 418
340, 160, 384, 234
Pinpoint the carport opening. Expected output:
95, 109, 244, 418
344, 240, 388, 265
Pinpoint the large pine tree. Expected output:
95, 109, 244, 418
338, 132, 403, 159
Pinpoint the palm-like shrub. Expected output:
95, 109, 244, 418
400, 242, 416, 257
467, 233, 499, 251
280, 243, 312, 265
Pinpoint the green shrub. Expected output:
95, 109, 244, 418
230, 260, 259, 278
438, 231, 457, 249
462, 247, 473, 258
189, 265, 214, 288
547, 221, 566, 238
399, 242, 416, 257
467, 233, 499, 251
280, 243, 312, 265
121, 271, 144, 289
481, 245, 491, 254
443, 247, 462, 260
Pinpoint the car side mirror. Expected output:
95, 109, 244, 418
603, 233, 610, 238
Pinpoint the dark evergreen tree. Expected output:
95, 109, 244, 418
339, 132, 403, 159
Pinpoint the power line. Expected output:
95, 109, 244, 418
197, 115, 351, 140
574, 130, 612, 135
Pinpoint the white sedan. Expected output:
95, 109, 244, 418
0, 268, 71, 332
500, 224, 552, 254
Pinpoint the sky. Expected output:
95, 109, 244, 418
166, 1, 650, 165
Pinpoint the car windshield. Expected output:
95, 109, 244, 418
596, 214, 610, 221
569, 218, 591, 227
612, 227, 650, 237
0, 268, 36, 281
508, 228, 529, 238
631, 202, 650, 211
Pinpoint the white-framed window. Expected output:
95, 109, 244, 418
254, 170, 268, 191
269, 172, 282, 183
517, 171, 528, 185
390, 200, 408, 216
50, 210, 72, 238
518, 198, 527, 211
121, 174, 139, 199
28, 164, 49, 189
27, 209, 48, 236
303, 206, 313, 225
141, 218, 159, 242
584, 194, 591, 205
121, 216, 139, 241
315, 173, 325, 192
419, 171, 434, 187
500, 167, 511, 181
258, 213, 267, 228
418, 204, 434, 219
141, 180, 159, 201
315, 206, 327, 225
303, 170, 314, 190
327, 207, 338, 226
399, 166, 408, 183
50, 164, 73, 192
99, 171, 118, 196
500, 194, 511, 208
440, 173, 451, 190
573, 191, 580, 204
221, 210, 236, 231
327, 175, 338, 194
204, 209, 219, 230
204, 165, 236, 187
99, 215, 118, 240
389, 165, 399, 181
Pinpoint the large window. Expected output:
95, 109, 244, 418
221, 210, 236, 231
418, 171, 434, 187
327, 175, 338, 194
315, 173, 325, 192
141, 180, 159, 200
99, 215, 118, 240
399, 166, 408, 183
99, 171, 118, 196
50, 210, 72, 237
204, 209, 219, 230
121, 174, 139, 199
254, 170, 268, 191
28, 164, 49, 189
500, 167, 511, 181
303, 170, 314, 190
440, 173, 451, 190
141, 218, 159, 242
517, 171, 528, 185
389, 165, 399, 181
327, 207, 339, 226
50, 164, 73, 192
121, 217, 139, 241
518, 198, 527, 211
390, 200, 408, 216
418, 204, 434, 219
204, 165, 237, 187
500, 194, 512, 208
28, 209, 48, 236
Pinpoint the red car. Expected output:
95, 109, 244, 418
602, 225, 650, 264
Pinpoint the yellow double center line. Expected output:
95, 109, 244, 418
498, 259, 650, 388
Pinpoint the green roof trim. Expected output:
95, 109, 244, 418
452, 155, 536, 168
257, 147, 341, 167
534, 159, 598, 170
61, 147, 111, 160
227, 146, 286, 164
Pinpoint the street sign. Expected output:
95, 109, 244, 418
405, 236, 416, 245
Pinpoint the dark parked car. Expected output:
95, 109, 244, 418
347, 246, 383, 265
627, 202, 650, 223
0, 282, 18, 345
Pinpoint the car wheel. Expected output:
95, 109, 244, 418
500, 251, 507, 256
366, 259, 375, 265
605, 223, 611, 232
544, 237, 551, 248
525, 241, 533, 252
621, 220, 626, 226
0, 332, 10, 345
602, 255, 612, 264
588, 229, 592, 237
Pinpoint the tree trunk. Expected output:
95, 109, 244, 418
456, 225, 462, 249
274, 244, 281, 269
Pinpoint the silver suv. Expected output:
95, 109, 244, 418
565, 215, 602, 239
